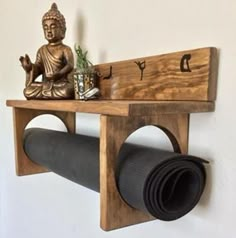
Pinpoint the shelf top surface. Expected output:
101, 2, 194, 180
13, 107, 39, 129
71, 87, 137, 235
6, 100, 215, 116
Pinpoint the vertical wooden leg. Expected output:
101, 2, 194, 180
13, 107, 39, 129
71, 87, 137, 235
99, 114, 189, 231
12, 108, 75, 176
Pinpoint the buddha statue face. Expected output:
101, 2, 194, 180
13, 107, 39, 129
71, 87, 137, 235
43, 19, 64, 43
42, 3, 66, 44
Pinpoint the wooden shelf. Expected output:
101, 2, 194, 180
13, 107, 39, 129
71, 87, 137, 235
6, 47, 218, 231
6, 99, 213, 231
6, 99, 214, 116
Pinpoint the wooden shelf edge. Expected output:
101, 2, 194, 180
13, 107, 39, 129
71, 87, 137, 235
6, 100, 215, 117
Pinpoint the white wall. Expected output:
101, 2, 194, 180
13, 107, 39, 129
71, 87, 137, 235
0, 0, 235, 237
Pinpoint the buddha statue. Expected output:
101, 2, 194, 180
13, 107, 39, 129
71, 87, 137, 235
19, 3, 74, 99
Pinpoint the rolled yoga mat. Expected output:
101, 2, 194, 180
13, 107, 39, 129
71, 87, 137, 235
23, 128, 207, 221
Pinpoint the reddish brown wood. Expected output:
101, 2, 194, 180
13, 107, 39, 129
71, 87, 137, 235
6, 100, 215, 116
95, 47, 218, 101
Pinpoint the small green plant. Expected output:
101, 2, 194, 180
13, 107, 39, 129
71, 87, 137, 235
74, 45, 94, 74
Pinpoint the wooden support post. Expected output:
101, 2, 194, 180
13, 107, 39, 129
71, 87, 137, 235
99, 114, 189, 231
12, 108, 75, 176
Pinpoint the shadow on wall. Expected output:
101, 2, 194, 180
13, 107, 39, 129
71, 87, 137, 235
74, 11, 86, 48
198, 160, 213, 209
74, 9, 107, 64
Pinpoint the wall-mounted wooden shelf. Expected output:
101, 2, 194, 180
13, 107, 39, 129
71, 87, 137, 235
6, 47, 218, 231
6, 99, 214, 230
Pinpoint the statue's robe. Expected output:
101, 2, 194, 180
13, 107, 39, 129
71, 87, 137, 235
24, 45, 74, 99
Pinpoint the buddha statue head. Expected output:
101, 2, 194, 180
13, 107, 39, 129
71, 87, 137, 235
42, 3, 66, 43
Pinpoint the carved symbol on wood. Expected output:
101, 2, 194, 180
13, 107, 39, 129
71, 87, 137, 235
180, 54, 192, 72
103, 65, 113, 80
134, 61, 146, 81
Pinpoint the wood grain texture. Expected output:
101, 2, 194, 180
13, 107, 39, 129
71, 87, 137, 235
6, 100, 215, 116
100, 114, 189, 231
95, 47, 218, 101
12, 108, 75, 176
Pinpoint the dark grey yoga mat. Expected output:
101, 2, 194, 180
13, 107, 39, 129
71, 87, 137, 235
23, 128, 207, 221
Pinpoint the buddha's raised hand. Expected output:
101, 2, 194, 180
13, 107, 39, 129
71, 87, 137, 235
19, 54, 33, 73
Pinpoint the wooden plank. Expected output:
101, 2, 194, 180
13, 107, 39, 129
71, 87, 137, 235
100, 114, 189, 230
208, 48, 218, 100
128, 101, 215, 116
95, 47, 218, 101
12, 108, 75, 176
6, 100, 214, 116
13, 108, 49, 175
